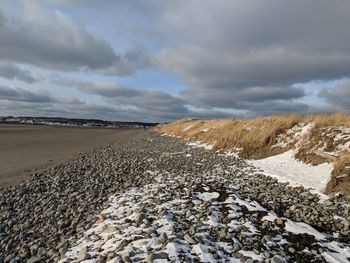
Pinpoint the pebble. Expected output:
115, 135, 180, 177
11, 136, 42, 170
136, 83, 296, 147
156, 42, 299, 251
26, 256, 41, 263
77, 247, 89, 261
184, 234, 197, 245
271, 255, 287, 263
1, 131, 350, 262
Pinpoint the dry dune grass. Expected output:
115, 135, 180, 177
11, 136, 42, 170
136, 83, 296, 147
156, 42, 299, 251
156, 114, 307, 158
155, 112, 350, 194
312, 112, 350, 127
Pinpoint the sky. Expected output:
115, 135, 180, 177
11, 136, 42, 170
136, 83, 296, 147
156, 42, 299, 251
0, 0, 350, 122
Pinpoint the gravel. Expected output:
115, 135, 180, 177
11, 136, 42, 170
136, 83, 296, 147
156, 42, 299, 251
1, 131, 350, 262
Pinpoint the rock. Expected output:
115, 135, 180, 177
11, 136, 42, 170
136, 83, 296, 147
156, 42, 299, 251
264, 250, 271, 258
58, 204, 67, 211
59, 247, 67, 258
262, 235, 272, 243
18, 246, 29, 258
37, 247, 46, 257
4, 255, 14, 263
157, 232, 168, 244
146, 253, 155, 263
0, 223, 6, 232
103, 225, 118, 233
9, 259, 19, 263
30, 245, 38, 256
271, 255, 287, 263
135, 212, 146, 226
77, 247, 89, 261
218, 229, 227, 241
122, 252, 131, 262
288, 247, 296, 254
232, 252, 243, 259
275, 218, 285, 226
154, 252, 168, 260
71, 192, 79, 197
184, 234, 197, 245
107, 252, 116, 260
232, 240, 242, 252
1, 130, 350, 263
27, 257, 41, 263
96, 256, 106, 263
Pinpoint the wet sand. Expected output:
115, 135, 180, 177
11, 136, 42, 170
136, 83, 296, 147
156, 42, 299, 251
0, 124, 141, 187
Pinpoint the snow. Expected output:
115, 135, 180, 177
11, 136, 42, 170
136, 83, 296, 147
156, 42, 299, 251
284, 220, 327, 240
225, 196, 267, 212
240, 250, 264, 261
197, 192, 220, 201
322, 241, 350, 263
187, 141, 214, 150
248, 150, 333, 197
261, 215, 350, 262
59, 172, 268, 263
59, 168, 350, 263
263, 214, 322, 240
272, 123, 314, 148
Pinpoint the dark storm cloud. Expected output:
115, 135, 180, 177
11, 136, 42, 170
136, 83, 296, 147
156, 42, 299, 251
182, 86, 305, 108
319, 80, 350, 110
152, 0, 350, 112
0, 85, 53, 103
0, 5, 147, 75
67, 81, 190, 118
0, 63, 36, 83
2, 0, 350, 121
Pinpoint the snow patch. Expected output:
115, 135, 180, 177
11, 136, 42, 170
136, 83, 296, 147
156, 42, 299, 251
248, 150, 332, 197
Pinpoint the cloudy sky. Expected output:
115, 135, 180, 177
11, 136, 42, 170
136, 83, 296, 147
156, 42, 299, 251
0, 0, 349, 122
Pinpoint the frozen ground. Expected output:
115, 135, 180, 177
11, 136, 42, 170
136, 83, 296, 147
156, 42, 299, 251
248, 150, 333, 197
60, 170, 350, 263
59, 140, 350, 263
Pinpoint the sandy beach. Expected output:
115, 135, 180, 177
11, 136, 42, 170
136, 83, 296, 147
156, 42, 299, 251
0, 124, 140, 187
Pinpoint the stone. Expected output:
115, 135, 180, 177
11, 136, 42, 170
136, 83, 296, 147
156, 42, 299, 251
103, 225, 118, 233
184, 234, 197, 245
0, 223, 6, 232
135, 212, 146, 226
4, 255, 14, 263
37, 247, 46, 257
18, 246, 29, 258
96, 256, 106, 263
27, 257, 41, 263
77, 247, 90, 261
59, 247, 67, 258
107, 252, 116, 260
275, 218, 285, 226
154, 252, 168, 260
157, 232, 168, 245
146, 253, 155, 263
122, 252, 131, 262
231, 252, 243, 259
30, 245, 38, 256
232, 240, 242, 252
288, 247, 296, 254
58, 204, 67, 211
271, 255, 287, 263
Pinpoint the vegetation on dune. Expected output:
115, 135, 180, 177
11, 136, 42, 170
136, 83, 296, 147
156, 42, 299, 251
154, 112, 350, 194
